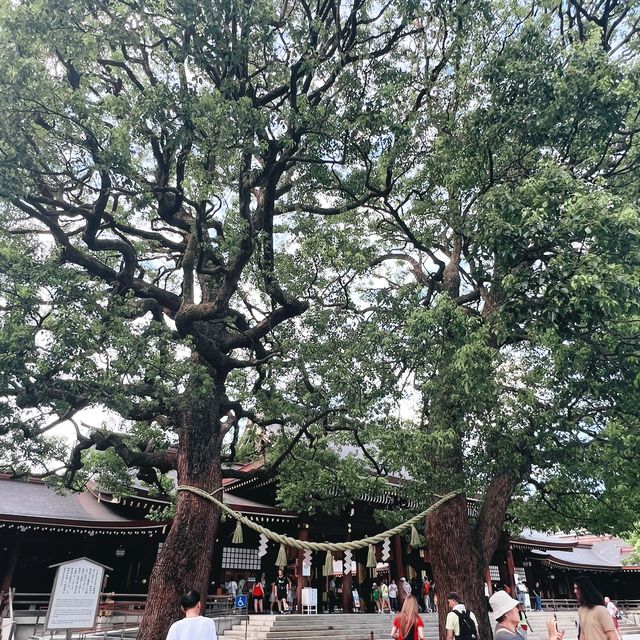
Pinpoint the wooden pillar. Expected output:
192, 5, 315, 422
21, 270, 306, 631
495, 533, 512, 593
505, 547, 516, 595
341, 553, 352, 613
1, 538, 22, 595
296, 524, 309, 613
342, 515, 352, 613
393, 534, 404, 603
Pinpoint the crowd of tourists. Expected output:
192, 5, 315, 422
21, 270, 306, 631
167, 573, 627, 640
351, 576, 435, 614
222, 572, 437, 615
223, 568, 295, 614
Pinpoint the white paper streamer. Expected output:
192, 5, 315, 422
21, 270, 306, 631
381, 538, 391, 562
343, 549, 353, 574
257, 533, 268, 558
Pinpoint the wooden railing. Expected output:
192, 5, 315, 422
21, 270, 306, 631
9, 591, 234, 612
6, 592, 237, 639
541, 598, 640, 611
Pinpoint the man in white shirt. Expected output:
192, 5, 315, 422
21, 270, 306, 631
605, 597, 622, 640
166, 590, 217, 640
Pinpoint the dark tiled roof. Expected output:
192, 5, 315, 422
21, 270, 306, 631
0, 477, 163, 529
511, 529, 580, 551
0, 475, 296, 528
223, 493, 298, 519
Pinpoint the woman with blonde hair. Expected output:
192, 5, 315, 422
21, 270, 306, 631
391, 595, 424, 640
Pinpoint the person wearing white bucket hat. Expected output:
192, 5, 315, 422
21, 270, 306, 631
489, 590, 523, 640
490, 590, 565, 640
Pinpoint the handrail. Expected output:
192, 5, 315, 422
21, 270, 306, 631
1, 618, 16, 640
541, 598, 640, 611
617, 600, 640, 609
7, 591, 241, 640
10, 592, 233, 604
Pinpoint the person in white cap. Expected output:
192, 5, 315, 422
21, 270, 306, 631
490, 590, 566, 640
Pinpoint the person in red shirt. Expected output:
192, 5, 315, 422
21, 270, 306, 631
423, 579, 432, 613
391, 595, 424, 640
252, 576, 265, 614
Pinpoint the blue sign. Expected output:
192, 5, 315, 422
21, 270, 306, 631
235, 595, 247, 609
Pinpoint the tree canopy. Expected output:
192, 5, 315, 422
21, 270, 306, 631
269, 0, 640, 537
0, 0, 639, 636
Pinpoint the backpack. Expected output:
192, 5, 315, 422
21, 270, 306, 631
454, 610, 478, 640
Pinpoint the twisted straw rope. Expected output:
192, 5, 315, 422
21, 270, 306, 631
177, 485, 462, 551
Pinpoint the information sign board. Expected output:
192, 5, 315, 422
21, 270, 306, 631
45, 558, 108, 631
301, 587, 318, 614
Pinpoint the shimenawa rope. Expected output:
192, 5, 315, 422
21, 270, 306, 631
177, 485, 462, 552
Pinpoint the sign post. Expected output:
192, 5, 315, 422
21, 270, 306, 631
45, 558, 113, 638
301, 587, 317, 615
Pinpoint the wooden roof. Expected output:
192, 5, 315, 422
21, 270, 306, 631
0, 474, 297, 532
0, 475, 165, 533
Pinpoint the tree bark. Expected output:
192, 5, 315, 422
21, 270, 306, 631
425, 474, 518, 640
475, 474, 518, 566
138, 370, 224, 640
426, 494, 490, 640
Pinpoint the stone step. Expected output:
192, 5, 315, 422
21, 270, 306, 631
244, 614, 437, 622
222, 624, 440, 640
220, 613, 439, 640
220, 610, 640, 640
261, 624, 423, 632
260, 631, 434, 635
227, 624, 435, 629
234, 618, 397, 624
266, 632, 440, 638
233, 625, 408, 634
231, 622, 397, 629
247, 612, 570, 625
225, 636, 415, 640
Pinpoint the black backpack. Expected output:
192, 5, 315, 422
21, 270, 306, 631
454, 610, 478, 640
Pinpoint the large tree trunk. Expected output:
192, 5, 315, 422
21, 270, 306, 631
425, 475, 518, 640
138, 372, 224, 640
426, 494, 490, 640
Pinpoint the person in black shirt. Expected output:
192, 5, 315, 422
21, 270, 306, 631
273, 569, 290, 613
